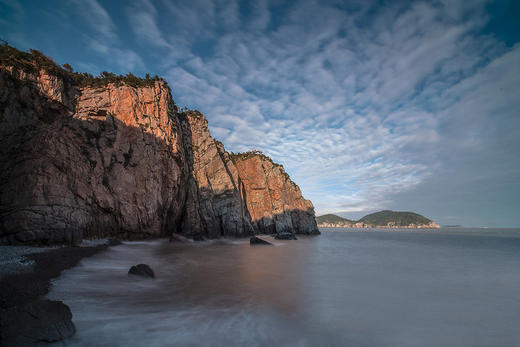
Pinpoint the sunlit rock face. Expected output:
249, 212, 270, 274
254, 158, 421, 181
0, 50, 318, 244
180, 111, 319, 239
233, 156, 319, 235
0, 65, 186, 244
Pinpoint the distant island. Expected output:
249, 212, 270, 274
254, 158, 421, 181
317, 210, 440, 229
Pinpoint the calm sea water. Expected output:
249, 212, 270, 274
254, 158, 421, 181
48, 228, 520, 346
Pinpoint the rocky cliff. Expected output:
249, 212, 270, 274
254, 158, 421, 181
0, 44, 318, 244
178, 111, 317, 239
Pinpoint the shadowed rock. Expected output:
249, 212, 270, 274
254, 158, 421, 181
250, 236, 273, 245
0, 299, 76, 345
128, 264, 155, 278
274, 232, 298, 240
170, 233, 191, 243
0, 44, 320, 245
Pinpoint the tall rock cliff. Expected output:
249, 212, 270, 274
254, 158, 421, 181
0, 45, 318, 244
231, 152, 318, 235
180, 111, 318, 239
178, 111, 254, 239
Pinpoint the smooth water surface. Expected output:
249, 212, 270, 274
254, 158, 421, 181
48, 229, 520, 346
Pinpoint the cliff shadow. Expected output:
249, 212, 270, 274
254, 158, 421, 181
0, 69, 318, 245
0, 70, 187, 244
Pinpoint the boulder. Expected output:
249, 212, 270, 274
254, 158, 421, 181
0, 299, 76, 345
274, 232, 298, 240
128, 264, 155, 278
169, 233, 191, 243
250, 236, 273, 245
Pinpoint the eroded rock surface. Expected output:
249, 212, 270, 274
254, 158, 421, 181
250, 236, 273, 245
233, 153, 319, 235
0, 47, 319, 244
181, 111, 319, 238
178, 111, 254, 239
0, 65, 186, 244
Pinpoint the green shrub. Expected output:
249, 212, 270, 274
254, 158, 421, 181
0, 41, 164, 88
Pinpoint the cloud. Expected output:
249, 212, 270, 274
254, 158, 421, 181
71, 0, 145, 73
144, 0, 519, 226
3, 0, 508, 225
127, 0, 172, 49
70, 0, 117, 41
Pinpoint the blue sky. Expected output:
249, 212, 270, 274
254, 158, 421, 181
1, 0, 519, 227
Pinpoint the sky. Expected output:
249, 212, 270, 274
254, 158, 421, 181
1, 0, 519, 227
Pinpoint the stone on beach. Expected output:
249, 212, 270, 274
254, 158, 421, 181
250, 236, 273, 245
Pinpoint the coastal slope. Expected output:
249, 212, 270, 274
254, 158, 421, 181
0, 44, 319, 244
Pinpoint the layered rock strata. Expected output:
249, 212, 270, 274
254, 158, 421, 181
0, 47, 319, 244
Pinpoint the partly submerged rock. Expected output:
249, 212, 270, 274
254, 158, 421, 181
169, 233, 191, 243
0, 44, 320, 245
128, 264, 155, 278
0, 299, 76, 345
274, 232, 298, 240
250, 236, 273, 245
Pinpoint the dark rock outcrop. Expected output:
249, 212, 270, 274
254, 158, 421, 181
128, 264, 155, 278
250, 236, 273, 245
0, 299, 75, 345
0, 44, 319, 244
274, 232, 298, 240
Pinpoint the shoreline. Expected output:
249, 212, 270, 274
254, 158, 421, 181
0, 240, 120, 309
0, 240, 120, 344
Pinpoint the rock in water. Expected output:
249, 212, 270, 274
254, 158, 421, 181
274, 232, 298, 240
128, 264, 155, 278
169, 233, 191, 243
250, 236, 273, 245
0, 300, 76, 345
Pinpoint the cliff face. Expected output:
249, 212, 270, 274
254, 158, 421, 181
178, 111, 254, 239
233, 155, 318, 234
316, 211, 440, 229
179, 111, 318, 239
0, 65, 187, 244
0, 47, 318, 244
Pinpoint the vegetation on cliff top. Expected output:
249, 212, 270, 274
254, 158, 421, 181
0, 42, 164, 89
317, 210, 434, 226
228, 150, 276, 164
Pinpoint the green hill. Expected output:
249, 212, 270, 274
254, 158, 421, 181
315, 214, 355, 224
316, 210, 437, 227
358, 210, 432, 226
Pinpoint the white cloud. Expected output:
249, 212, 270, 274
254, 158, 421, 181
71, 0, 145, 73
123, 0, 517, 224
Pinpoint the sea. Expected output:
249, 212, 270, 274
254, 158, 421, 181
47, 228, 520, 346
